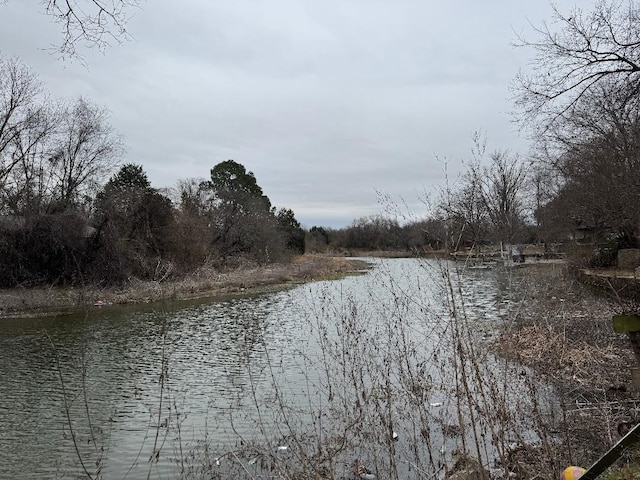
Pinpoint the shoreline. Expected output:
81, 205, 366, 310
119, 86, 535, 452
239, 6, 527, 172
3, 251, 632, 320
0, 254, 371, 319
493, 262, 637, 470
2, 252, 638, 476
496, 261, 635, 391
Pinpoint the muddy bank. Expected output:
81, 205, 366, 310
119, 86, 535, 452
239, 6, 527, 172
0, 255, 370, 319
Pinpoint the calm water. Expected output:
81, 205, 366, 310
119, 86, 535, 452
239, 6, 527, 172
0, 258, 520, 479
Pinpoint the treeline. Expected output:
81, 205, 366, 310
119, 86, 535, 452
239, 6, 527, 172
6, 0, 640, 291
0, 156, 305, 287
312, 121, 640, 261
320, 1, 640, 262
305, 147, 536, 255
0, 57, 304, 287
306, 218, 447, 254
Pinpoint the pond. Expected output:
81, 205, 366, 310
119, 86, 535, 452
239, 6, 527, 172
0, 258, 545, 479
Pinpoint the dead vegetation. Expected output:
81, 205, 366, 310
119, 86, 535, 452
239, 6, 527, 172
500, 321, 624, 388
7, 257, 640, 479
489, 263, 640, 475
496, 264, 635, 391
0, 255, 369, 318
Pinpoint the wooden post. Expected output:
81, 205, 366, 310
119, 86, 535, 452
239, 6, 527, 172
612, 314, 640, 390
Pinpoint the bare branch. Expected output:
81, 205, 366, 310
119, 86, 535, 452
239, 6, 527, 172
38, 0, 142, 58
513, 0, 640, 134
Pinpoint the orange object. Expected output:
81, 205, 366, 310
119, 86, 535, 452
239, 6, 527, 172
562, 466, 586, 480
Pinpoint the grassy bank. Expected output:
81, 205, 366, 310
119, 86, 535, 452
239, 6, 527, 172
0, 254, 370, 319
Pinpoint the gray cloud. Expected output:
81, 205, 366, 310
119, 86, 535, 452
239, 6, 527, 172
0, 0, 587, 227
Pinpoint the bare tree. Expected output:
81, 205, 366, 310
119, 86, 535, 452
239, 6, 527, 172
528, 159, 561, 227
439, 136, 530, 251
176, 177, 211, 216
514, 0, 640, 134
1, 102, 58, 215
438, 136, 491, 251
0, 57, 43, 192
48, 97, 122, 210
524, 74, 640, 244
541, 119, 640, 243
480, 151, 529, 244
440, 161, 489, 251
513, 2, 640, 246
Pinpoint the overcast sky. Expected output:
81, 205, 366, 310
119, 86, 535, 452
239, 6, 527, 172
0, 1, 587, 228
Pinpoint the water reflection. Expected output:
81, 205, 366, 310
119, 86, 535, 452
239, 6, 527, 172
0, 258, 534, 479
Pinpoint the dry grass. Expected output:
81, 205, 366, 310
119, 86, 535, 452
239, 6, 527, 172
495, 263, 635, 391
499, 322, 624, 388
0, 254, 369, 318
491, 263, 640, 473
